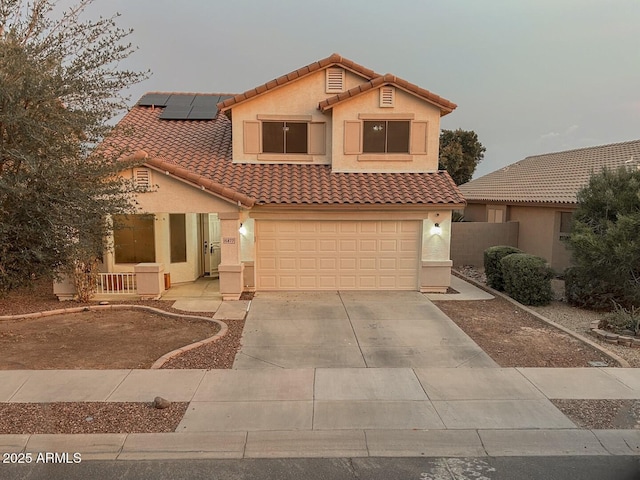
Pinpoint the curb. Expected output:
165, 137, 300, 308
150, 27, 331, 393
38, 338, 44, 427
0, 304, 228, 370
452, 271, 631, 368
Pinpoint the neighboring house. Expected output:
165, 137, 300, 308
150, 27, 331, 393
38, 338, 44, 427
100, 54, 464, 299
459, 139, 640, 272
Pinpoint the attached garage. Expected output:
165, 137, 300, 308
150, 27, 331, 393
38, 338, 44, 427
256, 220, 421, 290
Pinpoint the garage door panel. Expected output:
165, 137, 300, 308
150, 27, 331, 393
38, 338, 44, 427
379, 239, 398, 252
340, 258, 357, 269
360, 222, 377, 234
257, 220, 419, 290
279, 276, 297, 288
319, 239, 338, 252
339, 239, 357, 251
278, 223, 297, 233
279, 258, 297, 270
299, 239, 316, 251
319, 258, 337, 270
380, 222, 399, 233
379, 258, 397, 270
359, 239, 377, 252
299, 258, 317, 270
300, 276, 317, 288
319, 276, 338, 288
320, 223, 338, 234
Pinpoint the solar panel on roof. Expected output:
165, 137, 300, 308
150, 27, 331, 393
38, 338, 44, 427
166, 94, 196, 106
138, 93, 171, 106
159, 105, 192, 120
191, 95, 219, 107
140, 93, 229, 121
187, 107, 218, 120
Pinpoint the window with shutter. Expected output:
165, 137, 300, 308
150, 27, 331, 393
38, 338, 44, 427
380, 87, 395, 107
326, 68, 345, 93
133, 168, 151, 189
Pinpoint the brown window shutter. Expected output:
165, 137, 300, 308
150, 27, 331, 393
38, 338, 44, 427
244, 121, 261, 154
410, 121, 428, 154
344, 121, 362, 154
308, 122, 326, 155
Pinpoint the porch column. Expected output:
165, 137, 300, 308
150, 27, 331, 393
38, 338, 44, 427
218, 212, 244, 300
420, 211, 453, 293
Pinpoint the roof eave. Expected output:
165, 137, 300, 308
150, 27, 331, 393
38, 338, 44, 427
144, 157, 256, 208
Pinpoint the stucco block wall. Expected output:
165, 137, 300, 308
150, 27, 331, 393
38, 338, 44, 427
450, 221, 519, 266
508, 206, 555, 264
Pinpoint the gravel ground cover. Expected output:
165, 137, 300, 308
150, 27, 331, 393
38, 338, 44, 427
0, 402, 188, 434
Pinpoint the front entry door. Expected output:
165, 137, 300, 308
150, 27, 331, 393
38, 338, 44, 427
200, 214, 222, 277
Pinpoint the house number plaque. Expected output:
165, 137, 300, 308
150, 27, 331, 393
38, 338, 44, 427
222, 237, 236, 244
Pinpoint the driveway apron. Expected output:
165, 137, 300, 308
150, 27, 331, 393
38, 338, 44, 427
233, 291, 496, 369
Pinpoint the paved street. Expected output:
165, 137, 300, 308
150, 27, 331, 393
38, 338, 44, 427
1, 457, 639, 480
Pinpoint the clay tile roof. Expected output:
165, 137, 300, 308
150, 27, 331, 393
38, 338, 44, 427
460, 140, 640, 204
217, 53, 381, 111
318, 74, 457, 115
113, 97, 465, 207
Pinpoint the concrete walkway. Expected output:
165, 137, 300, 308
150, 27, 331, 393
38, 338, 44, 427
2, 367, 640, 459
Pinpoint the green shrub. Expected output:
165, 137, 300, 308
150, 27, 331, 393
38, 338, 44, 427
483, 245, 522, 291
603, 303, 640, 335
564, 266, 620, 311
501, 253, 554, 306
565, 167, 640, 309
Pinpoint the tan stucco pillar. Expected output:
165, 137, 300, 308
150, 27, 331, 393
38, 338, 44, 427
420, 211, 453, 293
218, 212, 244, 300
135, 263, 165, 299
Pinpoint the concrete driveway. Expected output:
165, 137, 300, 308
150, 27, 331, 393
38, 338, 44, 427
233, 291, 497, 369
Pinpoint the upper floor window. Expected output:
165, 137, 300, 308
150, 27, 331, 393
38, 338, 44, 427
362, 121, 410, 153
262, 121, 308, 154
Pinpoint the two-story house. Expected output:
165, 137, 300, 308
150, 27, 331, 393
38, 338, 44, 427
97, 54, 464, 300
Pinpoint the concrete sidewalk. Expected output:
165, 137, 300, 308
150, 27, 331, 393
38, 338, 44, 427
2, 368, 640, 459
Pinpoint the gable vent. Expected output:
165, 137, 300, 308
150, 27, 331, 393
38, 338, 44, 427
133, 168, 151, 189
326, 68, 345, 93
380, 86, 395, 107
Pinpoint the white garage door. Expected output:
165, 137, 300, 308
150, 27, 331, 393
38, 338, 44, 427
256, 220, 420, 290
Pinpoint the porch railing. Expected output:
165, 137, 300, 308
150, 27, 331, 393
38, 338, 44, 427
96, 273, 137, 294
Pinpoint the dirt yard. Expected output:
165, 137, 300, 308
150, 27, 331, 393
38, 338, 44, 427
433, 296, 615, 368
0, 309, 220, 369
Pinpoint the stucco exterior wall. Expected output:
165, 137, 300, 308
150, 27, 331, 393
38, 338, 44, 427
330, 88, 442, 173
122, 168, 241, 214
463, 203, 486, 222
230, 69, 367, 165
450, 221, 519, 266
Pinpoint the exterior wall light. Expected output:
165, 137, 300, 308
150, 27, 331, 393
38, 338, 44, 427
238, 223, 247, 236
431, 223, 442, 236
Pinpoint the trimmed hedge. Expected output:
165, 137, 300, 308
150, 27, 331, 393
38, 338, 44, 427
501, 253, 554, 306
483, 245, 522, 291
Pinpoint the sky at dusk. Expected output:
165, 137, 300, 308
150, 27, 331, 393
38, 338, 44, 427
85, 0, 639, 178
